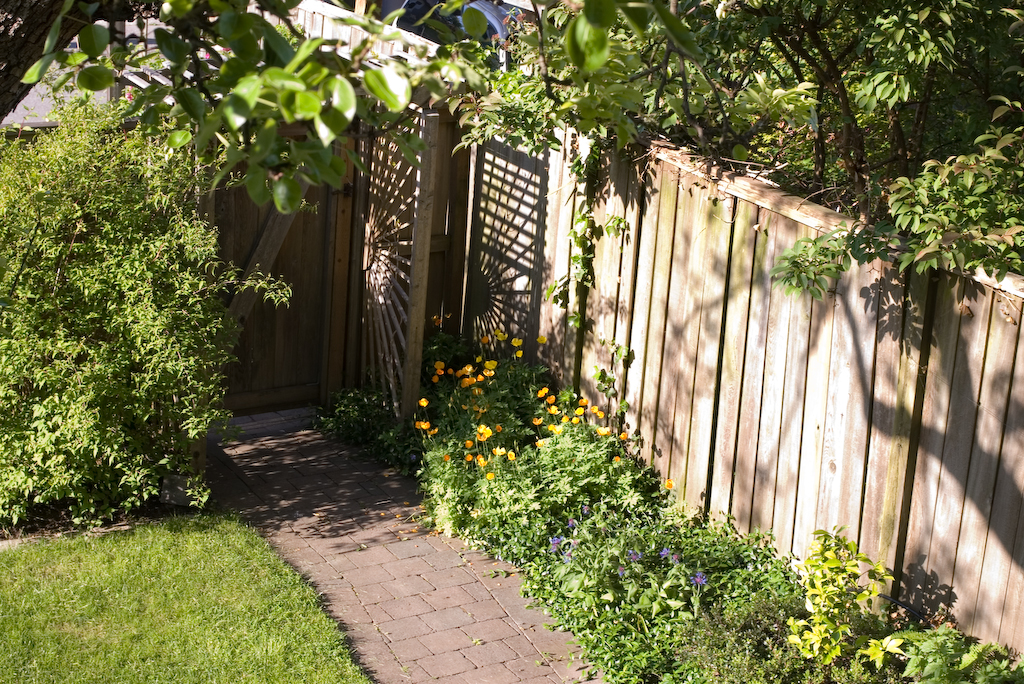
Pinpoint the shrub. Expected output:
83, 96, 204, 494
0, 100, 285, 525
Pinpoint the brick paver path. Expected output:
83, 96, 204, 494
206, 409, 601, 684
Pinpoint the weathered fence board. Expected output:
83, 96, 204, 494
454, 133, 1024, 651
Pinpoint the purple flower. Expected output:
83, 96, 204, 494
582, 505, 591, 515
671, 554, 681, 565
691, 571, 708, 586
627, 549, 642, 562
549, 536, 563, 552
617, 566, 625, 577
568, 518, 577, 529
659, 548, 671, 559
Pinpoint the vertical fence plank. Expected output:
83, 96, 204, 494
815, 260, 881, 534
400, 110, 439, 418
657, 178, 702, 487
773, 224, 813, 552
682, 192, 735, 510
860, 267, 925, 574
952, 296, 1018, 638
709, 200, 760, 519
539, 129, 571, 380
977, 299, 1024, 648
791, 288, 836, 559
750, 216, 798, 532
611, 154, 643, 422
731, 212, 780, 533
636, 166, 679, 465
623, 161, 666, 438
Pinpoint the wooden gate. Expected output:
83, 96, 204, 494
346, 109, 471, 417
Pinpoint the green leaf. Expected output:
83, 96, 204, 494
166, 129, 193, 148
21, 54, 56, 84
364, 67, 411, 112
313, 115, 337, 147
246, 168, 272, 205
616, 0, 650, 34
44, 17, 63, 54
262, 24, 295, 65
222, 94, 250, 130
78, 24, 109, 58
652, 2, 702, 60
233, 74, 262, 109
285, 38, 325, 73
174, 88, 207, 120
566, 15, 609, 73
262, 67, 306, 91
585, 0, 617, 29
76, 65, 114, 91
272, 177, 303, 214
288, 90, 322, 120
325, 76, 357, 122
462, 7, 488, 38
155, 28, 189, 65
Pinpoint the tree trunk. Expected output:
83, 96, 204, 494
0, 1, 155, 123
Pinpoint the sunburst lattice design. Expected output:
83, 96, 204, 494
361, 135, 418, 411
466, 142, 546, 343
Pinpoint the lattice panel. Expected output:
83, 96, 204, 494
360, 132, 418, 411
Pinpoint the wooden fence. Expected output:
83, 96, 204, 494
467, 135, 1024, 651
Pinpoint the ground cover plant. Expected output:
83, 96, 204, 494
323, 331, 1024, 683
0, 99, 285, 526
0, 512, 372, 684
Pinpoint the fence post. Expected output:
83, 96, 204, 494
400, 109, 439, 418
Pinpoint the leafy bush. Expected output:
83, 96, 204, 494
0, 100, 285, 526
323, 328, 1024, 683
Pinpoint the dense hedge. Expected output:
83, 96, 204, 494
0, 101, 283, 526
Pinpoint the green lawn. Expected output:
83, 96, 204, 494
0, 513, 372, 684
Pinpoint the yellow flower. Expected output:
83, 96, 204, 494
619, 431, 629, 440
591, 405, 600, 414
476, 356, 483, 363
546, 395, 557, 405
537, 387, 549, 398
537, 335, 547, 344
465, 440, 474, 449
561, 415, 570, 423
434, 361, 445, 370
515, 350, 523, 358
483, 369, 494, 378
419, 398, 429, 407
495, 329, 508, 341
547, 406, 560, 415
552, 425, 563, 435
532, 417, 543, 425
547, 424, 558, 432
511, 338, 523, 347
477, 425, 493, 441
465, 454, 474, 462
443, 454, 451, 461
484, 360, 498, 370
486, 472, 495, 480
575, 407, 585, 416
508, 452, 516, 461
428, 428, 438, 436
597, 410, 605, 419
613, 456, 621, 462
596, 426, 612, 436
536, 439, 546, 447
431, 376, 439, 384
477, 455, 487, 467
571, 417, 580, 424
579, 398, 589, 406
665, 479, 675, 490
481, 335, 491, 344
